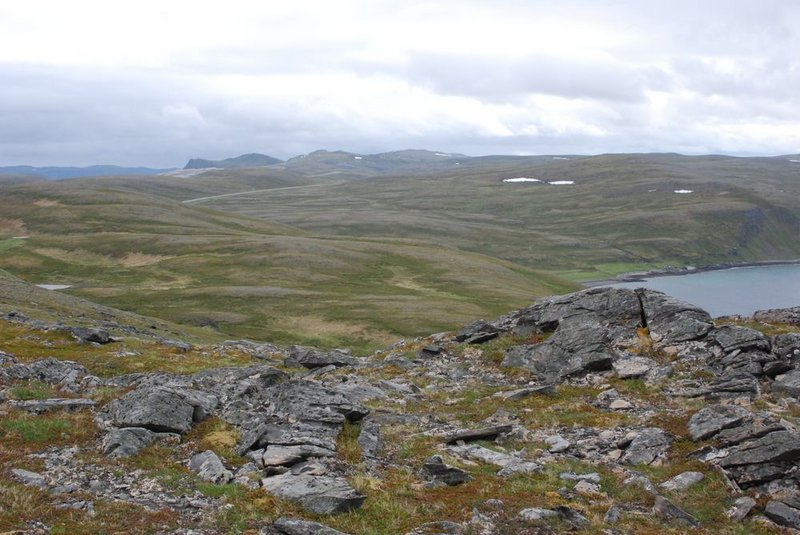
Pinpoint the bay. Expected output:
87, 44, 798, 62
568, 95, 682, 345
607, 263, 800, 318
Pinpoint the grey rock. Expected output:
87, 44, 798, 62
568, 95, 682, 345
105, 385, 218, 433
444, 425, 512, 444
553, 506, 591, 529
560, 472, 601, 483
640, 290, 713, 343
613, 356, 656, 378
574, 480, 600, 493
102, 427, 177, 457
763, 359, 793, 378
518, 508, 559, 521
715, 420, 786, 447
604, 505, 622, 524
754, 306, 800, 325
450, 444, 540, 476
357, 417, 381, 458
710, 325, 770, 353
492, 385, 555, 401
546, 434, 571, 453
286, 346, 358, 369
10, 468, 47, 489
727, 496, 757, 521
720, 430, 800, 467
8, 398, 96, 413
189, 450, 233, 484
234, 463, 262, 490
273, 517, 351, 535
653, 495, 700, 527
62, 326, 112, 344
623, 473, 657, 494
416, 345, 443, 358
259, 444, 335, 467
261, 472, 366, 514
420, 455, 473, 486
455, 320, 499, 343
659, 471, 704, 492
765, 499, 800, 529
620, 428, 671, 465
773, 369, 800, 398
687, 404, 751, 441
771, 333, 800, 359
725, 461, 792, 487
609, 399, 634, 410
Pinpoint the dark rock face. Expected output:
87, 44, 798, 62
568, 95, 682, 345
765, 497, 800, 529
709, 326, 770, 354
61, 326, 112, 345
653, 495, 700, 527
640, 291, 713, 343
719, 430, 800, 468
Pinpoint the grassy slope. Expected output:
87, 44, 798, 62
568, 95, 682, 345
0, 182, 574, 351
190, 153, 800, 280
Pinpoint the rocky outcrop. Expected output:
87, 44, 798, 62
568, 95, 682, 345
754, 306, 800, 325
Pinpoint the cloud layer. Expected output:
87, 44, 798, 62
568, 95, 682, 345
1, 0, 799, 166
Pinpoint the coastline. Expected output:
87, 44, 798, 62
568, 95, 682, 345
582, 258, 800, 288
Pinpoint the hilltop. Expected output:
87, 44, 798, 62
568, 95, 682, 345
184, 153, 283, 170
1, 281, 800, 533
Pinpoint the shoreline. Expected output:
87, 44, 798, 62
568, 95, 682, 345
582, 258, 800, 287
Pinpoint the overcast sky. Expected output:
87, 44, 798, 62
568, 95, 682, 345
1, 0, 799, 167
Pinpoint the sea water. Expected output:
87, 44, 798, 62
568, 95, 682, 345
607, 263, 800, 317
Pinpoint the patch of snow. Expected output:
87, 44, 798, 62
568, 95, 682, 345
674, 189, 693, 194
648, 189, 657, 192
434, 152, 451, 156
548, 180, 575, 185
503, 177, 542, 183
552, 156, 569, 160
353, 156, 363, 160
37, 284, 72, 290
12, 236, 29, 239
790, 159, 800, 163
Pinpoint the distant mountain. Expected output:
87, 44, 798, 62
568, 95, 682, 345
283, 149, 471, 177
0, 165, 171, 180
184, 153, 283, 170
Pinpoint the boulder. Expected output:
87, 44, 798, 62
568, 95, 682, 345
726, 496, 757, 521
773, 369, 800, 398
420, 455, 473, 486
719, 430, 800, 467
286, 346, 358, 369
444, 425, 513, 444
613, 356, 656, 379
102, 427, 177, 457
455, 320, 499, 344
687, 404, 751, 441
639, 290, 713, 343
105, 385, 218, 433
257, 444, 335, 467
709, 326, 770, 354
261, 472, 365, 514
765, 499, 800, 529
620, 428, 671, 465
653, 495, 700, 527
754, 306, 800, 325
659, 471, 704, 492
9, 468, 47, 489
189, 450, 233, 484
62, 326, 112, 344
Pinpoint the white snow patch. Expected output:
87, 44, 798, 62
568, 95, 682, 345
790, 159, 800, 163
503, 177, 542, 183
648, 189, 657, 192
12, 236, 29, 239
434, 152, 451, 156
548, 180, 575, 185
353, 156, 363, 160
674, 189, 693, 194
37, 284, 72, 290
552, 157, 569, 160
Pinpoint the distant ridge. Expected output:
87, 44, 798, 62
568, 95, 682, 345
184, 153, 283, 170
0, 165, 171, 180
